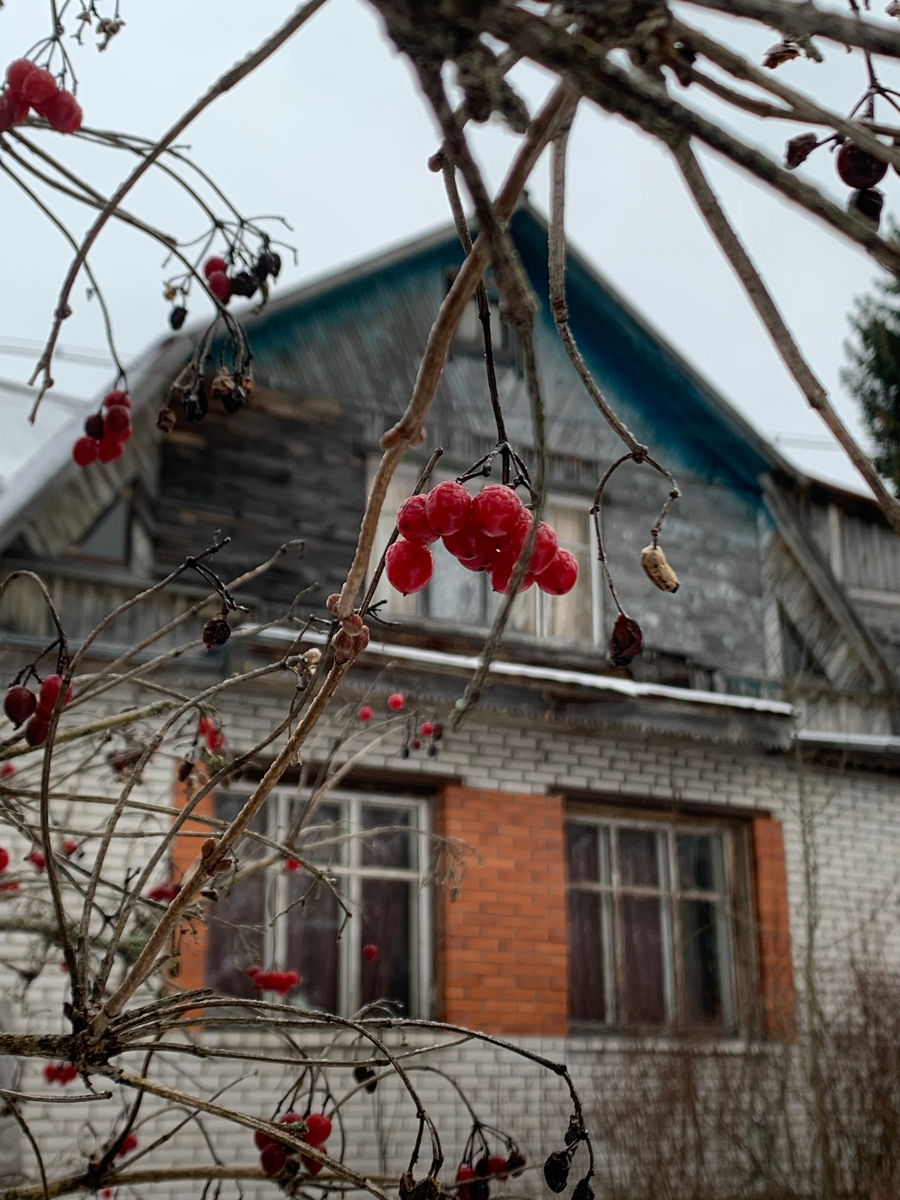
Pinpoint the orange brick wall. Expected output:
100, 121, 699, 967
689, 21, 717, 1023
751, 815, 797, 1041
437, 785, 569, 1036
170, 772, 214, 993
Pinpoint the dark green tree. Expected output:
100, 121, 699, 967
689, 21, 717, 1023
844, 265, 900, 495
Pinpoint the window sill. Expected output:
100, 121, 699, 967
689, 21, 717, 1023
565, 1026, 775, 1055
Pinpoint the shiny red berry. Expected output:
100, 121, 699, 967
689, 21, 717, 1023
535, 549, 578, 595
104, 405, 132, 440
24, 714, 49, 747
385, 539, 433, 595
443, 523, 497, 572
4, 686, 36, 727
397, 494, 439, 543
0, 89, 27, 132
362, 943, 379, 962
471, 484, 525, 538
488, 1156, 508, 1180
301, 1154, 323, 1176
305, 1113, 332, 1144
29, 849, 45, 870
63, 839, 78, 856
491, 550, 535, 596
103, 390, 130, 409
836, 142, 887, 189
43, 89, 82, 134
98, 437, 124, 464
0, 848, 9, 872
39, 675, 71, 711
511, 519, 558, 576
22, 68, 57, 106
72, 437, 99, 467
420, 721, 435, 737
7, 59, 35, 95
260, 1142, 287, 1175
207, 270, 231, 302
387, 693, 405, 711
204, 256, 228, 279
358, 705, 373, 722
285, 857, 299, 873
425, 481, 471, 536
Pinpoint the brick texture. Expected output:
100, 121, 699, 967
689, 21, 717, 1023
437, 785, 569, 1036
171, 770, 213, 994
751, 815, 797, 1041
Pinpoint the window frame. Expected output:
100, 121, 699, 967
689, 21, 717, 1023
565, 804, 754, 1036
264, 788, 433, 1020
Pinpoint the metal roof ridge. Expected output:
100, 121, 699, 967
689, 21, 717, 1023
249, 625, 794, 716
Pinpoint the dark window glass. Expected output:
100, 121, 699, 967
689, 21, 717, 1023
360, 878, 410, 1011
618, 828, 658, 888
620, 896, 666, 1024
287, 871, 340, 1013
207, 791, 267, 997
568, 890, 604, 1021
361, 805, 411, 869
300, 802, 342, 865
680, 899, 724, 1026
566, 823, 598, 884
677, 833, 723, 893
77, 495, 129, 562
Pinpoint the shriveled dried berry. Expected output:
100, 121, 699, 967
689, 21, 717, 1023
84, 414, 105, 439
543, 1151, 570, 1194
256, 250, 282, 280
210, 368, 235, 397
506, 1153, 526, 1177
849, 187, 884, 228
231, 271, 258, 298
169, 305, 187, 331
763, 41, 800, 69
177, 759, 193, 782
640, 544, 680, 592
157, 407, 177, 433
784, 132, 818, 170
610, 612, 643, 667
410, 1178, 439, 1200
572, 1178, 595, 1200
353, 1064, 378, 1092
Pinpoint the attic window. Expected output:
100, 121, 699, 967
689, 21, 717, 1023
445, 267, 518, 366
75, 493, 130, 564
779, 607, 826, 680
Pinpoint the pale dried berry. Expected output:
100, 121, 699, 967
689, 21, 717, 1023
385, 539, 433, 595
784, 132, 818, 170
203, 615, 231, 650
763, 41, 800, 69
157, 407, 177, 433
640, 544, 680, 592
836, 142, 887, 190
4, 686, 36, 727
326, 593, 341, 614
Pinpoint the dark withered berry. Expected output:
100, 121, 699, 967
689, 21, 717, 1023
469, 1181, 489, 1200
169, 305, 188, 331
202, 615, 231, 650
784, 132, 818, 170
572, 1178, 594, 1200
543, 1152, 570, 1194
353, 1065, 378, 1092
836, 142, 887, 190
256, 250, 281, 280
177, 759, 194, 782
475, 1156, 491, 1178
221, 387, 245, 414
230, 271, 258, 298
410, 1178, 439, 1200
506, 1154, 526, 1177
848, 187, 884, 228
610, 612, 642, 667
157, 407, 177, 434
84, 413, 105, 439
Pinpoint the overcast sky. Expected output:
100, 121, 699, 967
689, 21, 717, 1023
2, 0, 899, 494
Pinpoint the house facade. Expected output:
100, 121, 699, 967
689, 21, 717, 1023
2, 204, 900, 1189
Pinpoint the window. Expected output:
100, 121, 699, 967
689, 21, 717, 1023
369, 464, 600, 645
73, 493, 130, 563
566, 813, 739, 1032
206, 789, 432, 1018
447, 267, 517, 366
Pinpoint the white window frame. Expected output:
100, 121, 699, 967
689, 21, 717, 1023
264, 788, 433, 1019
566, 812, 739, 1032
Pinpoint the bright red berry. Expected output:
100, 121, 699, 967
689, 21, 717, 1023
442, 523, 497, 572
420, 721, 435, 737
117, 1134, 138, 1157
280, 1111, 304, 1126
358, 705, 373, 722
0, 881, 19, 892
254, 1128, 273, 1151
285, 857, 299, 873
43, 89, 82, 133
7, 59, 35, 95
0, 89, 27, 132
362, 943, 379, 962
207, 270, 232, 302
103, 390, 130, 409
0, 764, 14, 778
204, 256, 228, 279
39, 675, 70, 712
397, 494, 439, 544
72, 436, 99, 467
836, 142, 887, 190
63, 839, 78, 856
425, 481, 471, 536
246, 964, 262, 979
457, 1163, 475, 1200
487, 1156, 508, 1180
22, 68, 57, 106
4, 686, 36, 727
104, 405, 132, 440
385, 539, 433, 595
29, 850, 45, 870
511, 519, 558, 576
411, 737, 422, 750
536, 549, 578, 596
471, 484, 524, 539
388, 693, 405, 711
24, 715, 49, 747
98, 437, 124, 464
207, 728, 225, 753
43, 1063, 58, 1083
305, 1113, 332, 1145
491, 550, 535, 596
301, 1154, 323, 1176
0, 848, 8, 872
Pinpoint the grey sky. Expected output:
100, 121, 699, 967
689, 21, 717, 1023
0, 0, 896, 494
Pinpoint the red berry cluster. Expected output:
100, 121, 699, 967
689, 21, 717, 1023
147, 880, 182, 904
0, 59, 82, 134
358, 693, 405, 722
247, 964, 300, 995
72, 391, 133, 468
254, 1111, 332, 1178
201, 250, 281, 306
4, 674, 72, 747
44, 1062, 77, 1085
387, 483, 577, 598
457, 1153, 526, 1200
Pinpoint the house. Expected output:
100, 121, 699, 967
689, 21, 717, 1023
2, 202, 900, 1187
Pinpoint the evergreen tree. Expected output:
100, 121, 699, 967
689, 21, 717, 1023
844, 265, 900, 494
